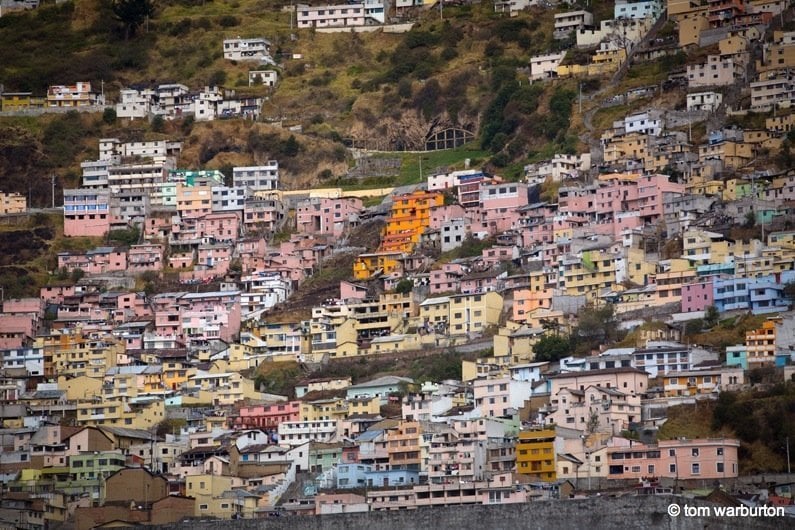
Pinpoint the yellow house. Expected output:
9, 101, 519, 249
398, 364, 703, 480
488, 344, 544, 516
380, 190, 444, 253
353, 251, 403, 280
516, 428, 557, 482
698, 141, 755, 170
687, 180, 724, 196
673, 7, 709, 47
38, 332, 122, 380
766, 112, 795, 133
186, 474, 249, 518
162, 360, 192, 392
492, 322, 544, 365
76, 398, 165, 430
745, 317, 779, 367
187, 370, 262, 406
562, 250, 618, 300
602, 132, 649, 165
347, 395, 380, 417
301, 397, 349, 422
0, 192, 26, 215
419, 296, 451, 327
0, 92, 33, 111
447, 291, 504, 336
57, 375, 103, 401
254, 321, 308, 360
653, 258, 696, 305
626, 247, 656, 286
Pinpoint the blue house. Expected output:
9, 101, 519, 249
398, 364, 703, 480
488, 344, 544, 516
725, 345, 748, 370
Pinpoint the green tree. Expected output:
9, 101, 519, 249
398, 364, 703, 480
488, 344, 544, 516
532, 334, 571, 362
151, 114, 165, 133
102, 107, 117, 125
283, 135, 299, 157
112, 0, 155, 40
703, 305, 719, 328
394, 279, 413, 294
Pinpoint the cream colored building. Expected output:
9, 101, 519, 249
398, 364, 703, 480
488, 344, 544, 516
0, 192, 26, 215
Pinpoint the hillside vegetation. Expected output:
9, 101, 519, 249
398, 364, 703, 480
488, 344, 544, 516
0, 0, 605, 197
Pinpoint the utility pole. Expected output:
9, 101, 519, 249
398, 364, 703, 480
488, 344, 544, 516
787, 436, 791, 474
51, 175, 56, 208
579, 82, 583, 114
439, 0, 443, 21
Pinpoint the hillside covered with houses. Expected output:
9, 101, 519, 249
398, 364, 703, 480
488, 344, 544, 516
2, 0, 795, 527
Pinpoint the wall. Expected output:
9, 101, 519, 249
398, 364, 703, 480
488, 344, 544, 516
142, 495, 785, 530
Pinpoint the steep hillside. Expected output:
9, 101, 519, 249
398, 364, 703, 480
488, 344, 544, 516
1, 0, 602, 194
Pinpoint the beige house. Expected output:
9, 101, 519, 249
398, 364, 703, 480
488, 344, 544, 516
0, 192, 26, 215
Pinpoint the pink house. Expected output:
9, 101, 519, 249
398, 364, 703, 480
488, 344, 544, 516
0, 314, 35, 348
473, 377, 534, 418
681, 277, 715, 313
40, 284, 76, 304
430, 263, 467, 294
236, 238, 267, 272
128, 243, 164, 273
233, 401, 301, 429
461, 270, 501, 294
2, 298, 44, 319
477, 183, 528, 234
558, 185, 596, 215
57, 247, 127, 275
340, 281, 368, 302
244, 198, 284, 232
481, 245, 516, 267
605, 438, 739, 481
429, 205, 469, 230
296, 197, 362, 237
634, 174, 685, 224
144, 209, 174, 241
198, 212, 240, 242
63, 189, 110, 237
153, 290, 241, 344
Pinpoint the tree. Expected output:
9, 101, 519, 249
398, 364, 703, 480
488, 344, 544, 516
532, 334, 571, 362
102, 107, 117, 125
394, 279, 413, 294
703, 305, 719, 328
151, 114, 165, 133
112, 0, 155, 41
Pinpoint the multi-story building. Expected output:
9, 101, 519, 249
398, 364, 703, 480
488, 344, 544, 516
222, 37, 272, 62
0, 191, 26, 215
553, 10, 593, 39
515, 428, 556, 482
296, 1, 385, 28
278, 420, 339, 446
614, 0, 663, 20
606, 438, 740, 481
663, 367, 745, 397
63, 189, 110, 237
46, 82, 98, 107
296, 197, 363, 237
687, 54, 745, 88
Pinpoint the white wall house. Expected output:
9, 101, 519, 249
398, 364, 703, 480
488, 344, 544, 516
686, 91, 723, 112
233, 164, 280, 192
249, 70, 278, 87
223, 38, 273, 63
296, 2, 385, 28
614, 0, 663, 20
530, 53, 566, 81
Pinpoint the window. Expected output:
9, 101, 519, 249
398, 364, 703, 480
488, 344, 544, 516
717, 448, 724, 456
669, 464, 676, 474
668, 449, 676, 457
717, 462, 724, 473
691, 448, 699, 457
199, 504, 208, 511
692, 463, 700, 475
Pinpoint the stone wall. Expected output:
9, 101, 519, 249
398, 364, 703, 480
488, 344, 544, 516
143, 496, 786, 530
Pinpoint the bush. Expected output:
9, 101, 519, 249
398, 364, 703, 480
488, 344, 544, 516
217, 15, 239, 27
208, 70, 227, 87
151, 115, 165, 133
102, 107, 117, 125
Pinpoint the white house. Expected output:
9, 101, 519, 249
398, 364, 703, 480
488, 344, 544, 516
530, 52, 566, 81
296, 1, 385, 28
116, 89, 151, 120
614, 0, 663, 20
223, 37, 273, 63
623, 110, 663, 136
686, 91, 723, 112
249, 70, 278, 87
554, 10, 593, 40
233, 163, 279, 192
